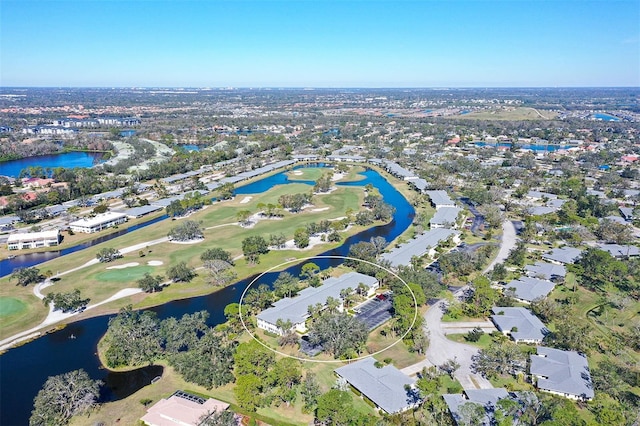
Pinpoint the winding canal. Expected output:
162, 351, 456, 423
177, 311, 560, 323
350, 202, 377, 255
0, 167, 415, 425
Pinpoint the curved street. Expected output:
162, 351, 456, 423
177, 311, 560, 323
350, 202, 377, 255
401, 219, 517, 389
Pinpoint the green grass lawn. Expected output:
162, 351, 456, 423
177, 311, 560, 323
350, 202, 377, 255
0, 297, 27, 317
0, 176, 373, 338
447, 333, 495, 350
287, 168, 324, 181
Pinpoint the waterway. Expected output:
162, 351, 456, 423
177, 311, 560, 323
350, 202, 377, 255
592, 113, 621, 122
474, 142, 569, 152
0, 152, 105, 178
0, 167, 414, 425
0, 214, 169, 278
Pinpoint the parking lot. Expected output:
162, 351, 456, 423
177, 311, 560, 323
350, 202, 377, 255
354, 295, 393, 330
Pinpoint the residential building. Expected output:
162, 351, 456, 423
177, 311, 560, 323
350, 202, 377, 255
380, 228, 460, 268
542, 247, 583, 265
256, 272, 378, 335
7, 230, 60, 250
619, 207, 635, 221
334, 357, 420, 414
597, 243, 640, 257
526, 190, 557, 200
140, 390, 231, 426
530, 347, 594, 401
504, 277, 555, 304
121, 205, 163, 219
69, 211, 127, 233
425, 190, 456, 209
490, 307, 548, 344
524, 261, 566, 281
430, 206, 462, 229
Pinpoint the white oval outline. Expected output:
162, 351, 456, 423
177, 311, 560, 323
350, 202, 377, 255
238, 255, 418, 363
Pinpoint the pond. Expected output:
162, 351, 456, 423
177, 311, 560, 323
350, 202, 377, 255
0, 151, 105, 178
0, 167, 415, 425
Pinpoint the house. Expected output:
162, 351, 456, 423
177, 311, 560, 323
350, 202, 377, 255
443, 389, 536, 426
326, 154, 365, 162
525, 261, 566, 281
380, 228, 460, 268
490, 307, 549, 344
530, 347, 594, 401
430, 207, 462, 229
425, 190, 456, 209
334, 357, 420, 414
526, 190, 557, 201
121, 205, 163, 219
542, 247, 583, 265
140, 390, 231, 426
504, 277, 556, 304
256, 272, 378, 335
7, 230, 60, 250
597, 243, 640, 258
69, 211, 127, 233
528, 206, 559, 216
619, 207, 635, 222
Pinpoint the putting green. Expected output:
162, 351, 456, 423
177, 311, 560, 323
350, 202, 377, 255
0, 297, 27, 317
96, 265, 155, 283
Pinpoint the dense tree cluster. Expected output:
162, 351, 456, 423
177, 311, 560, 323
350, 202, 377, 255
43, 289, 90, 313
308, 312, 368, 358
30, 369, 101, 426
11, 266, 42, 286
278, 192, 311, 212
241, 235, 269, 264
95, 247, 122, 263
167, 220, 203, 241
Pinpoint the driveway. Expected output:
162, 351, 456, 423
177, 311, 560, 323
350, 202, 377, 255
484, 220, 517, 274
400, 221, 518, 387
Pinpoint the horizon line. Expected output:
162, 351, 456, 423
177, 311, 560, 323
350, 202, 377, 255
2, 85, 639, 90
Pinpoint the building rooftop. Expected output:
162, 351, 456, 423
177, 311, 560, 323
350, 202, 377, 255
491, 307, 549, 342
7, 229, 59, 243
140, 391, 230, 426
542, 247, 583, 264
380, 228, 460, 268
597, 243, 640, 257
69, 211, 127, 228
505, 276, 556, 303
525, 261, 567, 280
425, 190, 455, 207
430, 207, 462, 227
335, 357, 418, 414
257, 272, 377, 327
121, 205, 163, 218
531, 347, 594, 400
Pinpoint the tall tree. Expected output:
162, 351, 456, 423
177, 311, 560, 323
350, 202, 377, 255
30, 369, 101, 426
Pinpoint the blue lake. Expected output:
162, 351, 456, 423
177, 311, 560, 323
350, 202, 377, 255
0, 152, 105, 178
474, 142, 568, 152
180, 144, 201, 151
592, 113, 620, 122
0, 166, 415, 425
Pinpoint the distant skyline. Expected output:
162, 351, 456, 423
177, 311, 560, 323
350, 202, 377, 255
1, 0, 639, 88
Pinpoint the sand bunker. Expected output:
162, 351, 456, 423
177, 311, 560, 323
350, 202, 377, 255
240, 196, 252, 204
311, 207, 330, 212
106, 262, 140, 270
147, 260, 164, 266
292, 171, 304, 176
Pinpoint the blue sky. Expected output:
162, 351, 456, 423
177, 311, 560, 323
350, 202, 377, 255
1, 0, 639, 87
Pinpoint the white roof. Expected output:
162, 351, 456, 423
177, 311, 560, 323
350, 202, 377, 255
7, 229, 59, 243
140, 393, 229, 426
69, 211, 127, 228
